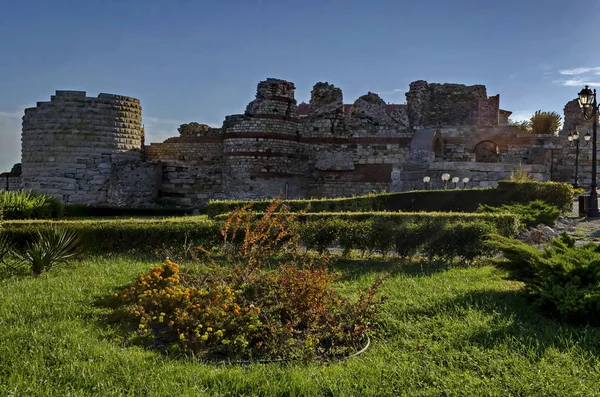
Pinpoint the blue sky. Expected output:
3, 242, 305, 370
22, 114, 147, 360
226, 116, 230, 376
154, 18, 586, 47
1, 0, 599, 171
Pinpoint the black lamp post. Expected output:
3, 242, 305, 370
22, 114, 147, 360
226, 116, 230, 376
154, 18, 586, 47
567, 126, 591, 188
578, 85, 600, 217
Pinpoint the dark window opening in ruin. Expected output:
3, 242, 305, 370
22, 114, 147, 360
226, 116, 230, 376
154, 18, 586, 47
313, 127, 319, 132
433, 139, 443, 159
474, 141, 501, 163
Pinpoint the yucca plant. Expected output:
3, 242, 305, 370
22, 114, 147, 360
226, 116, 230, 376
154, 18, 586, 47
15, 226, 81, 276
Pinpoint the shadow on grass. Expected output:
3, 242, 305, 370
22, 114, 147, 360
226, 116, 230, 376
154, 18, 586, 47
402, 288, 600, 359
331, 256, 465, 280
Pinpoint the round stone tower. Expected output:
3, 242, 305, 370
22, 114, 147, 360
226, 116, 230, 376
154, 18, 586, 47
221, 78, 308, 199
21, 90, 144, 204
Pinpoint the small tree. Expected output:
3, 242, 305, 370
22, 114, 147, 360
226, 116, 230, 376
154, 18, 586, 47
508, 119, 532, 133
530, 110, 562, 135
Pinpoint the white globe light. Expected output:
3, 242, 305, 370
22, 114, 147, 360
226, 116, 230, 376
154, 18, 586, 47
441, 173, 450, 181
451, 177, 459, 183
423, 176, 430, 183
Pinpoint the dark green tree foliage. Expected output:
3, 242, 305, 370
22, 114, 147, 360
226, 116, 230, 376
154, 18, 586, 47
530, 110, 562, 135
487, 233, 600, 325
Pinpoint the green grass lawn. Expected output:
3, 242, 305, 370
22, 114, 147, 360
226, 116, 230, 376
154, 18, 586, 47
1, 256, 599, 396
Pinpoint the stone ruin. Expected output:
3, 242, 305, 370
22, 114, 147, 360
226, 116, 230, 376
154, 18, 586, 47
6, 78, 584, 208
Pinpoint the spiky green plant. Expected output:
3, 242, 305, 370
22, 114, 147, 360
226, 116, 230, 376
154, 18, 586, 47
14, 226, 80, 276
530, 110, 562, 135
0, 190, 63, 220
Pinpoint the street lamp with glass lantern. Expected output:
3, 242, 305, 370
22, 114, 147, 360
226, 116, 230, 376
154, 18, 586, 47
567, 126, 591, 188
577, 85, 600, 217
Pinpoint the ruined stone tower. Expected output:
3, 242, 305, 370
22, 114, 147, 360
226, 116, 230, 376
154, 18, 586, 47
21, 90, 161, 205
220, 78, 307, 199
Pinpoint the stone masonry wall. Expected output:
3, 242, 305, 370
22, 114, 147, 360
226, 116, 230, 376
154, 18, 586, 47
221, 79, 308, 199
21, 90, 160, 205
145, 135, 224, 206
405, 81, 491, 128
19, 79, 571, 208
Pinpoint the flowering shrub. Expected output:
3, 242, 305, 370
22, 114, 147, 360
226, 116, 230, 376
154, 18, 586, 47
114, 200, 388, 361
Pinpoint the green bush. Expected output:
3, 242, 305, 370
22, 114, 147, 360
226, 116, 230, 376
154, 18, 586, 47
427, 221, 497, 262
487, 234, 600, 325
1, 211, 512, 261
206, 181, 573, 216
0, 190, 64, 220
496, 181, 573, 213
477, 200, 561, 229
295, 217, 499, 261
297, 219, 342, 253
1, 217, 222, 255
219, 211, 520, 238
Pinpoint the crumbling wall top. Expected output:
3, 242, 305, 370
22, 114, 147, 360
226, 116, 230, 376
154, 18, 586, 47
308, 82, 344, 118
406, 80, 490, 128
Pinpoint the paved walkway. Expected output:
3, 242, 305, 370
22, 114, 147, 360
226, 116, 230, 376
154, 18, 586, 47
562, 199, 600, 245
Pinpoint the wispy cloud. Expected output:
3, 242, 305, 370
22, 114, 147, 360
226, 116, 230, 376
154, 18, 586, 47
553, 78, 600, 87
559, 67, 600, 75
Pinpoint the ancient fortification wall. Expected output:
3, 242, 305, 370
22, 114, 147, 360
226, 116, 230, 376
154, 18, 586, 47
13, 78, 578, 208
21, 91, 161, 206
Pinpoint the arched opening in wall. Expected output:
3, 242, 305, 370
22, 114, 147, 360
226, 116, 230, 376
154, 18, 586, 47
474, 140, 501, 163
433, 138, 443, 159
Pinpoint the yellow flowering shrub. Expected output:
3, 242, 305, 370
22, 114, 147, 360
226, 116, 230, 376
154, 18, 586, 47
114, 199, 387, 361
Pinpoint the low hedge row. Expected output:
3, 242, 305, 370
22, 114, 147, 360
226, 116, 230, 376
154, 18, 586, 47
298, 218, 497, 261
205, 180, 574, 216
216, 211, 521, 237
1, 217, 222, 255
1, 211, 517, 259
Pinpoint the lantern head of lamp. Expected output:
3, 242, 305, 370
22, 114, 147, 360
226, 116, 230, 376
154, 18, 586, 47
578, 85, 595, 109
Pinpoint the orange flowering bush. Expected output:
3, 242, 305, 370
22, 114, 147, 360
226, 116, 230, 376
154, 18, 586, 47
114, 200, 388, 361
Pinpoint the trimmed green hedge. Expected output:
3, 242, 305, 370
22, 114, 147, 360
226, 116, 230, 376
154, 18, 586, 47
1, 211, 516, 260
1, 217, 221, 255
216, 211, 521, 238
298, 218, 497, 261
206, 181, 574, 216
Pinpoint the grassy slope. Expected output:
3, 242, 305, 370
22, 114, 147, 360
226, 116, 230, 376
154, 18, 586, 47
1, 257, 599, 396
